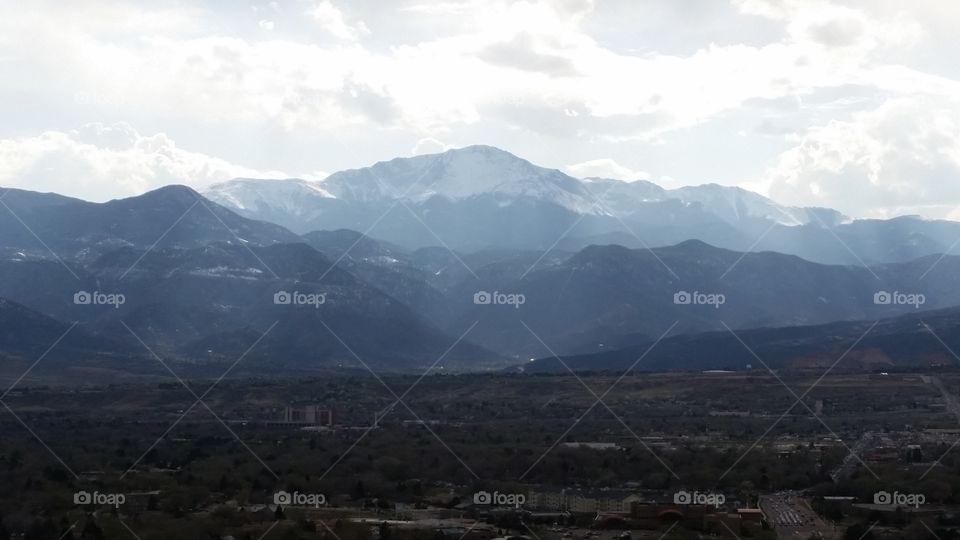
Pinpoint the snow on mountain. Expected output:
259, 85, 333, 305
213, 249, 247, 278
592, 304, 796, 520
203, 178, 335, 226
667, 184, 845, 226
202, 146, 845, 236
581, 177, 668, 215
317, 145, 603, 214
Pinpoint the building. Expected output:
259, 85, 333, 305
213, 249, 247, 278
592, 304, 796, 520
281, 406, 334, 426
526, 489, 638, 513
594, 502, 766, 538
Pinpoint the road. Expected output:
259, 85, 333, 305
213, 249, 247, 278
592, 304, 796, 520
761, 492, 839, 540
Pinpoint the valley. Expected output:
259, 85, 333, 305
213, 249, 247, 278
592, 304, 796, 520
2, 372, 960, 539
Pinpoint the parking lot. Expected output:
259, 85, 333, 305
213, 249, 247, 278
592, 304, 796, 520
760, 492, 835, 539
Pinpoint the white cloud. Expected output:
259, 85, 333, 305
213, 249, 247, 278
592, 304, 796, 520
0, 0, 957, 214
565, 158, 650, 181
307, 1, 370, 41
411, 137, 453, 155
0, 123, 291, 202
765, 96, 960, 219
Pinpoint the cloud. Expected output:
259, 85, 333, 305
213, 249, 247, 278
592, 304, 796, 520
565, 158, 650, 181
0, 123, 291, 202
478, 32, 580, 77
0, 0, 957, 214
411, 137, 453, 155
765, 96, 960, 219
0, 0, 935, 142
307, 1, 370, 41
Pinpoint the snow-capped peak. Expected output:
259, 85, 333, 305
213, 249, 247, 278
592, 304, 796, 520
205, 178, 334, 214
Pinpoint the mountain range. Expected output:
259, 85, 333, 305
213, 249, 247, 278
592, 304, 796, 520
205, 145, 959, 266
1, 145, 959, 380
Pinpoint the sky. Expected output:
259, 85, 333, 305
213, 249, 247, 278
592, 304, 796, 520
1, 0, 959, 219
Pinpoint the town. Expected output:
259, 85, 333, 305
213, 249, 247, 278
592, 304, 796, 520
3, 371, 960, 539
